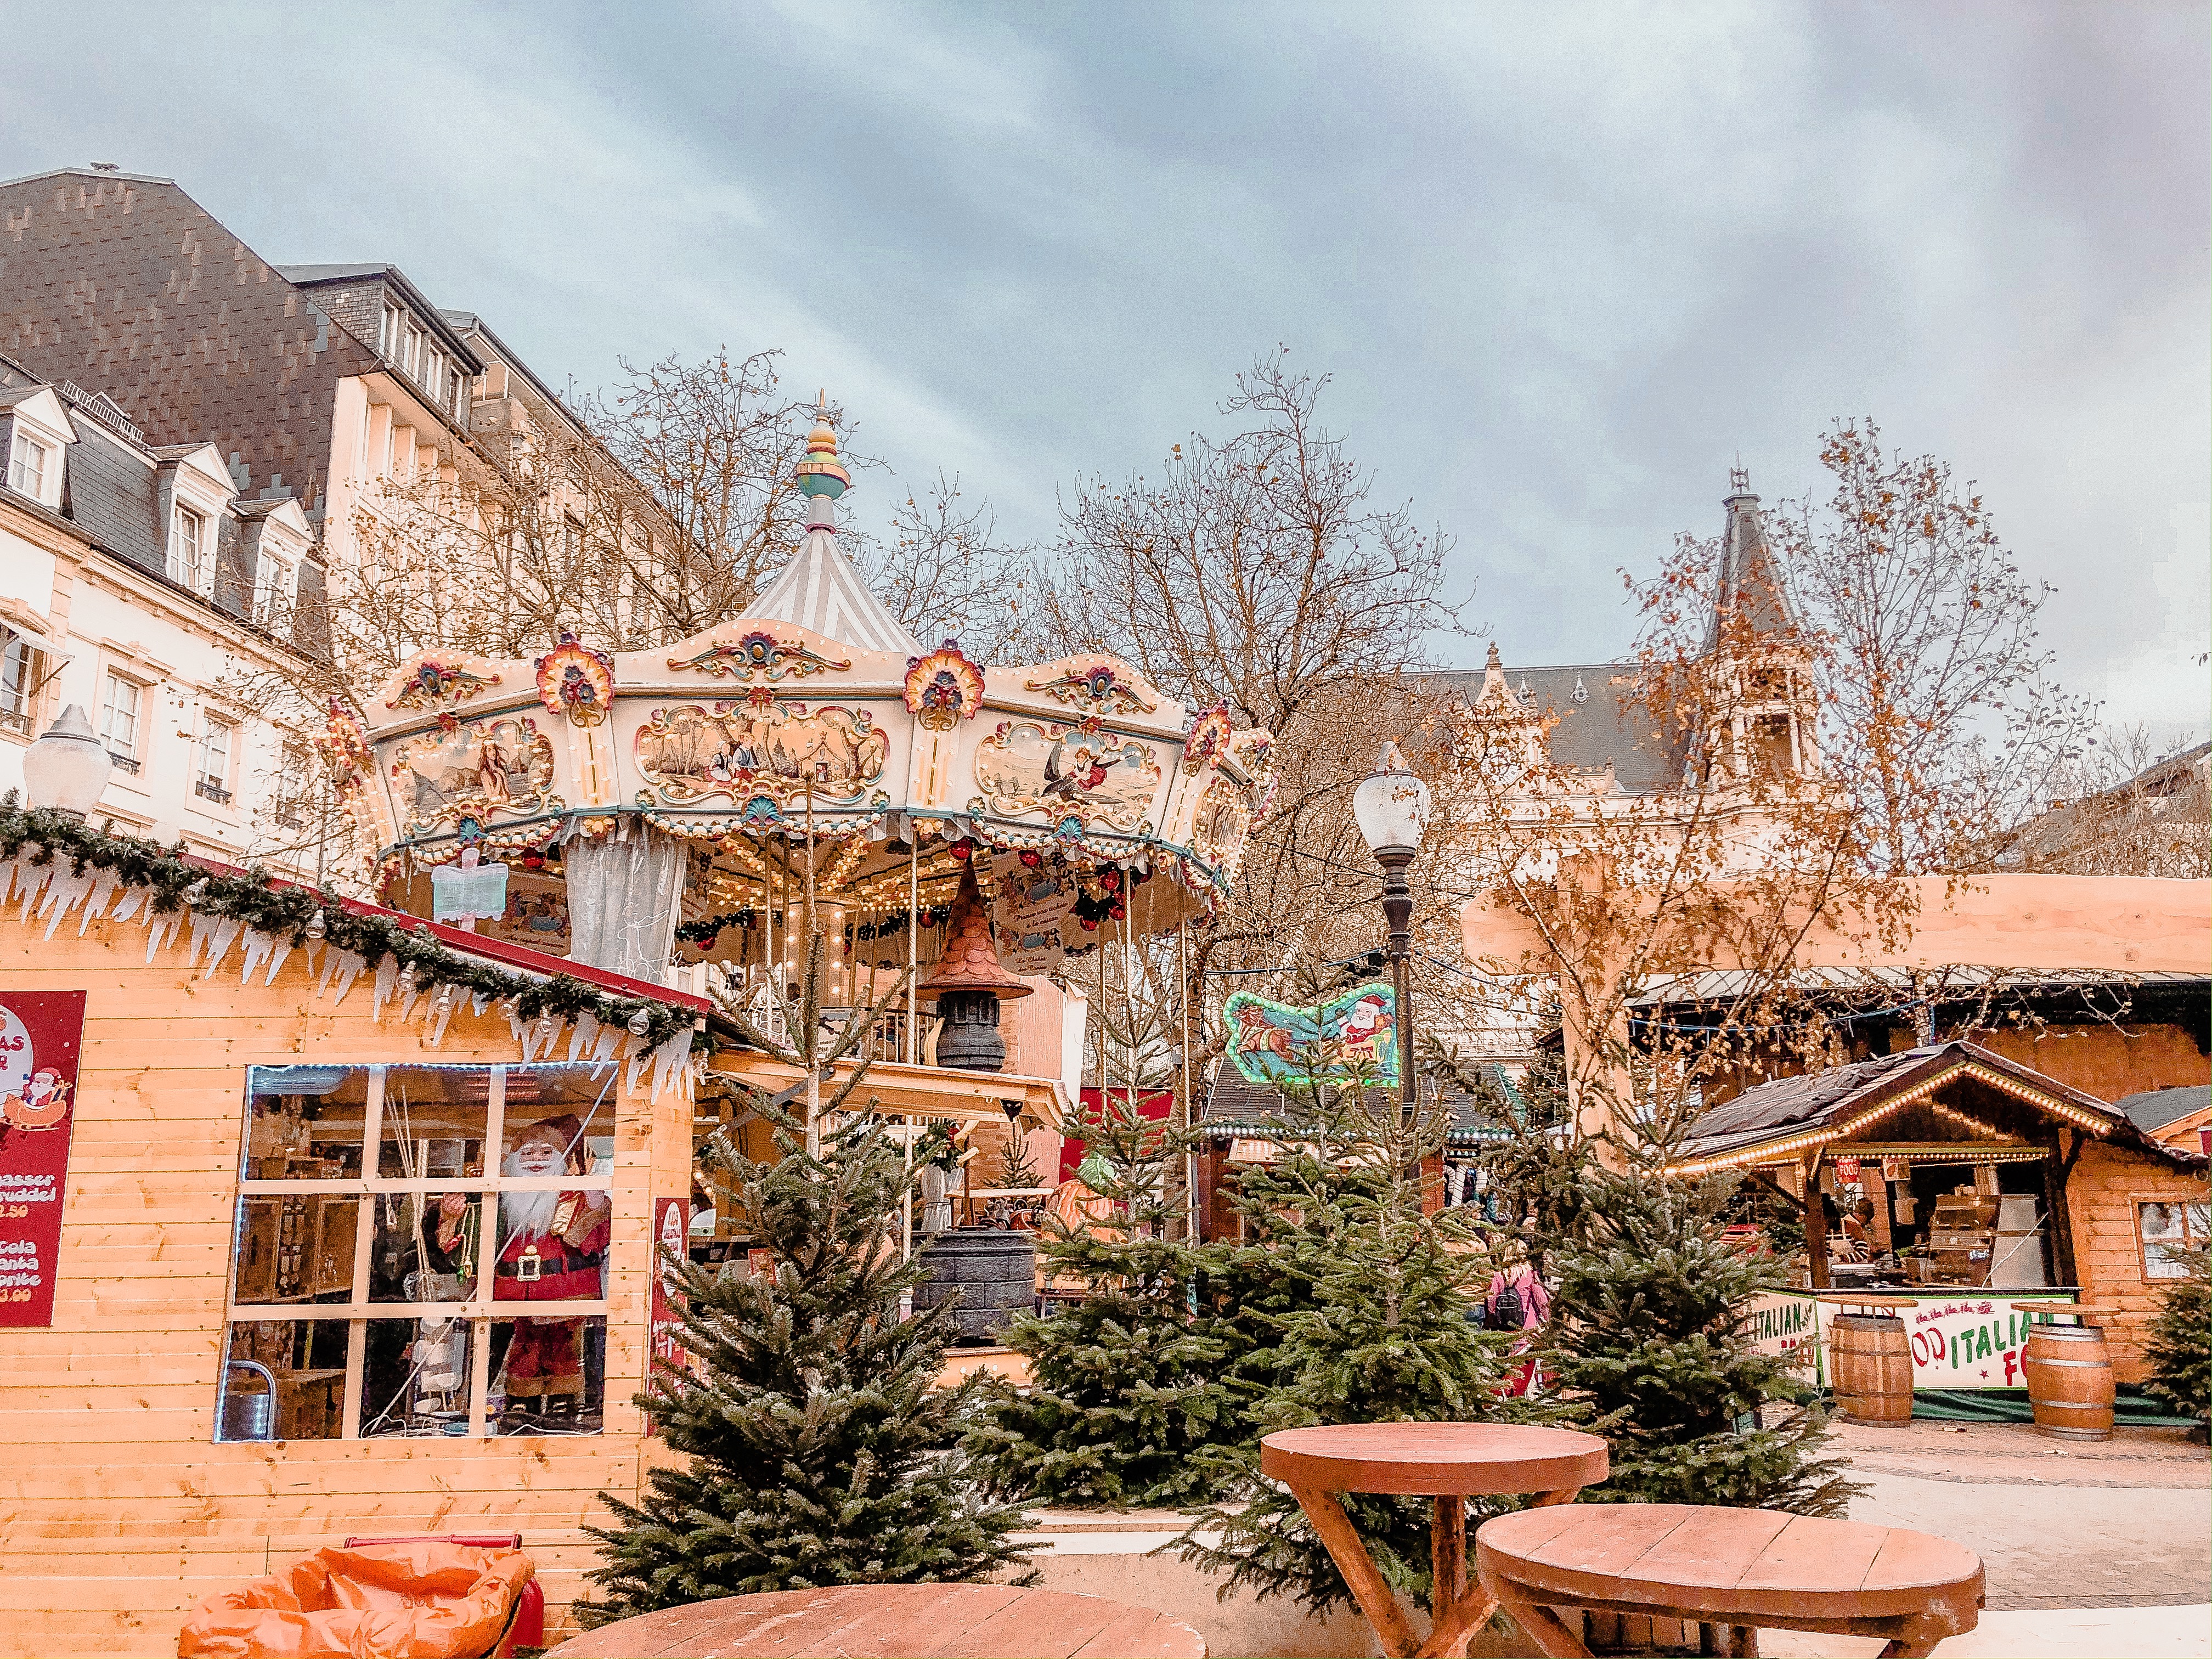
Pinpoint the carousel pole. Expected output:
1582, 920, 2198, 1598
1179, 916, 1196, 1242
804, 783, 820, 1158
907, 832, 919, 1066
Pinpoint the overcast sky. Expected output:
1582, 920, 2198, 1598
8, 2, 2208, 746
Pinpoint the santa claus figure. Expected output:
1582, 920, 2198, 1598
1335, 993, 1393, 1066
493, 1113, 610, 1421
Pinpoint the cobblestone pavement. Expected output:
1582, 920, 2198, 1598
1837, 1423, 2210, 1611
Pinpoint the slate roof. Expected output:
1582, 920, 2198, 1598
1677, 1040, 2203, 1168
1422, 662, 1688, 792
1707, 486, 1800, 650
2115, 1084, 2211, 1135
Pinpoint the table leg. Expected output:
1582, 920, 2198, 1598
1287, 1481, 1421, 1659
1416, 1496, 1491, 1659
1486, 1588, 1592, 1659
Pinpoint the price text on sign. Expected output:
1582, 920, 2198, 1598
0, 992, 88, 1329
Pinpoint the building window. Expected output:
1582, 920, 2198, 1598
196, 715, 234, 804
272, 740, 310, 830
253, 547, 294, 623
171, 505, 211, 596
0, 630, 37, 736
2138, 1199, 2209, 1280
403, 323, 425, 382
422, 350, 444, 404
7, 433, 50, 501
380, 302, 404, 359
216, 1063, 616, 1440
100, 672, 140, 761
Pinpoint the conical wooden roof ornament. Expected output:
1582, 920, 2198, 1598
916, 867, 1032, 1001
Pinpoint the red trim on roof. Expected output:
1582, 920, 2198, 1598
179, 854, 712, 1015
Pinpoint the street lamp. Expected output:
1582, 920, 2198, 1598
1353, 741, 1431, 1176
22, 704, 112, 821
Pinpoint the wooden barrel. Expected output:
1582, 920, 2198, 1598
1830, 1312, 1914, 1426
2022, 1319, 2114, 1441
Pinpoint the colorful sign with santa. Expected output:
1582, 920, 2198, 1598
1222, 980, 1399, 1089
0, 992, 87, 1328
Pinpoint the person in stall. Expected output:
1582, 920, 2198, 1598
490, 1114, 611, 1426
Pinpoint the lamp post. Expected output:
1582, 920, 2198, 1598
22, 704, 112, 821
1352, 741, 1431, 1185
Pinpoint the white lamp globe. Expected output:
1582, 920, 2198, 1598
1352, 741, 1430, 857
22, 704, 112, 820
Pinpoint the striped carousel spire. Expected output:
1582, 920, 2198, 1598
749, 394, 922, 656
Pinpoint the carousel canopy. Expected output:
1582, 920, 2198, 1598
326, 408, 1274, 966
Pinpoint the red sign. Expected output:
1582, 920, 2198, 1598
645, 1195, 691, 1433
0, 991, 87, 1328
1833, 1157, 1862, 1183
1062, 1087, 1173, 1182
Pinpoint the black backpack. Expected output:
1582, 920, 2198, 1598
1491, 1277, 1525, 1331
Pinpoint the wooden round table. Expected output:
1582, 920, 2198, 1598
541, 1584, 1207, 1658
1475, 1503, 1985, 1657
1260, 1423, 1610, 1659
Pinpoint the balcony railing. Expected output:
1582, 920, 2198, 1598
194, 779, 234, 806
109, 752, 139, 775
0, 705, 28, 736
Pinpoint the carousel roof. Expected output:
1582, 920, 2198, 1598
749, 497, 922, 657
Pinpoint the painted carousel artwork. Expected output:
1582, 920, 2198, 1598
635, 701, 891, 807
972, 721, 1161, 831
346, 403, 1277, 990
390, 715, 562, 838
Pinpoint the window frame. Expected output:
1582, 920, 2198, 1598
223, 1062, 619, 1441
170, 503, 211, 597
99, 670, 142, 760
195, 713, 236, 803
7, 431, 49, 500
2135, 1193, 2208, 1281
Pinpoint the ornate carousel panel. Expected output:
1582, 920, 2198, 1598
634, 700, 891, 808
971, 719, 1163, 832
389, 715, 563, 838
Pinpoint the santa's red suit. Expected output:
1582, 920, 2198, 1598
493, 1192, 610, 1401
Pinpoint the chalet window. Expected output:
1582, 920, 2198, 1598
2137, 1198, 2209, 1280
0, 630, 37, 736
6, 432, 50, 500
99, 672, 140, 760
217, 1063, 615, 1441
171, 505, 211, 596
196, 715, 234, 804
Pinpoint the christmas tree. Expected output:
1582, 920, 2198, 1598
1541, 1156, 1856, 1513
2142, 1244, 2210, 1423
968, 1090, 1236, 1508
583, 934, 1028, 1619
1171, 1052, 1545, 1616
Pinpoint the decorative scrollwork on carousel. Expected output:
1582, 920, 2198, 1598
971, 718, 1161, 832
1183, 704, 1233, 775
383, 656, 503, 711
534, 630, 615, 726
1022, 655, 1159, 716
313, 701, 373, 798
667, 630, 852, 681
1187, 773, 1255, 874
634, 701, 891, 808
904, 641, 986, 731
388, 714, 563, 839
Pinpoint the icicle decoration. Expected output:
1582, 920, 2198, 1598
371, 955, 401, 1019
236, 929, 276, 985
328, 949, 369, 1005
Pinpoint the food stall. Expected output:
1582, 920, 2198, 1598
1678, 1040, 2209, 1387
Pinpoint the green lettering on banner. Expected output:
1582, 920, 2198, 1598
1976, 1325, 1993, 1360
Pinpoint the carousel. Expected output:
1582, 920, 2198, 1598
320, 408, 1273, 1128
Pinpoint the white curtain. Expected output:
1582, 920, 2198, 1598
563, 825, 685, 981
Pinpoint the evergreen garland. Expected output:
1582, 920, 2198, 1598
2142, 1243, 2210, 1424
0, 798, 707, 1050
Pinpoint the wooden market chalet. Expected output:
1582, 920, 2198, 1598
0, 410, 1275, 1653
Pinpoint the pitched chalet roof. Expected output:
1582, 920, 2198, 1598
749, 515, 922, 657
2115, 1084, 2212, 1135
1198, 1062, 1509, 1149
1677, 1040, 2205, 1170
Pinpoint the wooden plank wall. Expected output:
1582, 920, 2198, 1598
2064, 1138, 2210, 1380
0, 911, 690, 1657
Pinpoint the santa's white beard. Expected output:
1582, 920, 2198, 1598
501, 1164, 562, 1239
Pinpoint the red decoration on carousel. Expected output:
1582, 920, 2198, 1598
534, 630, 616, 727
1183, 704, 1233, 775
903, 641, 986, 732
1018, 848, 1043, 869
950, 838, 976, 862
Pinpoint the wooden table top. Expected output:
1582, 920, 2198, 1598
1260, 1423, 1611, 1497
539, 1584, 1208, 1658
1476, 1504, 1984, 1630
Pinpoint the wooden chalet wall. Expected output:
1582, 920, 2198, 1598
2063, 1137, 2210, 1380
0, 906, 690, 1658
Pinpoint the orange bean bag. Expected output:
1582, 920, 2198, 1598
178, 1542, 534, 1659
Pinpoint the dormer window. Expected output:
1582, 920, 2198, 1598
253, 545, 295, 623
7, 432, 51, 502
171, 504, 212, 597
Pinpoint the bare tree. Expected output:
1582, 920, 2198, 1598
1776, 420, 2098, 875
851, 472, 1040, 661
